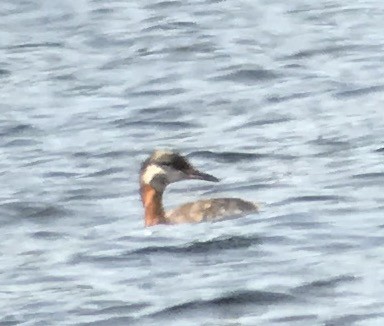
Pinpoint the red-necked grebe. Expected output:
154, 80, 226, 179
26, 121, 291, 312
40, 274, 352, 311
140, 150, 258, 227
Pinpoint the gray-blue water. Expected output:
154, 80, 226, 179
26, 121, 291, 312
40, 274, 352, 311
1, 0, 384, 325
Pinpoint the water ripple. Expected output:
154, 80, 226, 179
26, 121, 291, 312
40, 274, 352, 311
112, 119, 198, 129
132, 235, 260, 255
188, 151, 266, 163
292, 275, 357, 297
335, 85, 384, 98
212, 68, 278, 84
149, 289, 295, 318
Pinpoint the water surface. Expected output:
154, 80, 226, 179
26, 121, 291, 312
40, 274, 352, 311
1, 0, 384, 325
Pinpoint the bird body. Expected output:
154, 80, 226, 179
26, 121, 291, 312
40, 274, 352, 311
166, 198, 257, 224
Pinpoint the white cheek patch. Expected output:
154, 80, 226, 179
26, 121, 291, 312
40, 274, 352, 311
142, 165, 166, 185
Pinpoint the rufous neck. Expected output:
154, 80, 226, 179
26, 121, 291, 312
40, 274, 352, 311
140, 184, 167, 227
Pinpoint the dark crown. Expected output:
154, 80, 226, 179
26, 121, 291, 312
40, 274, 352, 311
141, 150, 192, 173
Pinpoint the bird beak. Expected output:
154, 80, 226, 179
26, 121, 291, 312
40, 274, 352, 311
187, 169, 219, 182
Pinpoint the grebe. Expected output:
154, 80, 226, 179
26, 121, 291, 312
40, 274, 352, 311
140, 150, 258, 227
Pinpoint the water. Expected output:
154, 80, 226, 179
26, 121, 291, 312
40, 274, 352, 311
1, 0, 384, 325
